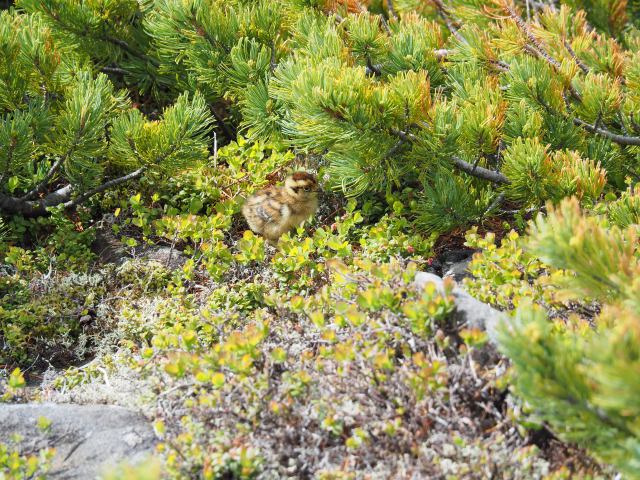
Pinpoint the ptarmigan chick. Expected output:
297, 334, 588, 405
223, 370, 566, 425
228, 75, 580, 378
242, 172, 319, 243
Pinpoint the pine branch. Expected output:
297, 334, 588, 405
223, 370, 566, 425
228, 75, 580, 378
0, 168, 145, 217
573, 118, 640, 146
563, 39, 589, 74
20, 116, 90, 200
0, 185, 73, 217
390, 129, 511, 184
489, 58, 511, 72
386, 0, 398, 20
452, 156, 511, 184
101, 65, 129, 75
504, 3, 584, 101
431, 0, 468, 44
63, 167, 145, 209
39, 3, 159, 67
380, 14, 392, 35
504, 4, 561, 69
20, 156, 65, 200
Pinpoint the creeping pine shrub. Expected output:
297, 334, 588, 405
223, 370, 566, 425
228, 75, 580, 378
499, 198, 640, 477
464, 186, 640, 315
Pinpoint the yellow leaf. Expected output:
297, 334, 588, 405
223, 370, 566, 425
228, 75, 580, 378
211, 372, 225, 388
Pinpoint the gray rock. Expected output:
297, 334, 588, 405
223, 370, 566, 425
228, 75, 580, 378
0, 403, 157, 479
443, 256, 473, 282
138, 246, 188, 270
436, 249, 475, 283
91, 229, 129, 265
91, 225, 188, 271
414, 271, 503, 345
413, 272, 447, 295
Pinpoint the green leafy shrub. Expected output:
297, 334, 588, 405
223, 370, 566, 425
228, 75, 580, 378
5, 209, 97, 272
462, 228, 563, 311
118, 259, 462, 478
0, 270, 108, 367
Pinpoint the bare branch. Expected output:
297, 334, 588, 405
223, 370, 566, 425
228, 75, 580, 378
390, 129, 511, 184
563, 39, 590, 74
504, 4, 561, 69
101, 65, 129, 76
20, 156, 65, 200
63, 167, 145, 209
386, 0, 398, 20
0, 185, 73, 217
573, 118, 640, 146
431, 0, 468, 45
452, 156, 511, 184
379, 14, 392, 35
0, 168, 145, 217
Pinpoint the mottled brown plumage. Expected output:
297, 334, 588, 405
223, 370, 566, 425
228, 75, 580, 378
242, 172, 319, 242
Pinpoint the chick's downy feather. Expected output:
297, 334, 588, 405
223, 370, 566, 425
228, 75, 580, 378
242, 172, 319, 242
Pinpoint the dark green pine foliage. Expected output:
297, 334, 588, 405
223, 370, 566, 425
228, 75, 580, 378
0, 9, 213, 216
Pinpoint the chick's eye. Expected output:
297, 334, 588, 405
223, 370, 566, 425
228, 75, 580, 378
304, 186, 311, 192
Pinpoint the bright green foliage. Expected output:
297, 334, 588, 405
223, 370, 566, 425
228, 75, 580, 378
116, 259, 456, 478
102, 458, 164, 480
499, 197, 640, 477
1, 0, 639, 477
415, 169, 494, 233
604, 185, 640, 228
15, 136, 607, 477
463, 228, 561, 310
4, 208, 97, 272
102, 138, 436, 292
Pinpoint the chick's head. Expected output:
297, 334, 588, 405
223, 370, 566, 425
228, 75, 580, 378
284, 172, 319, 201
